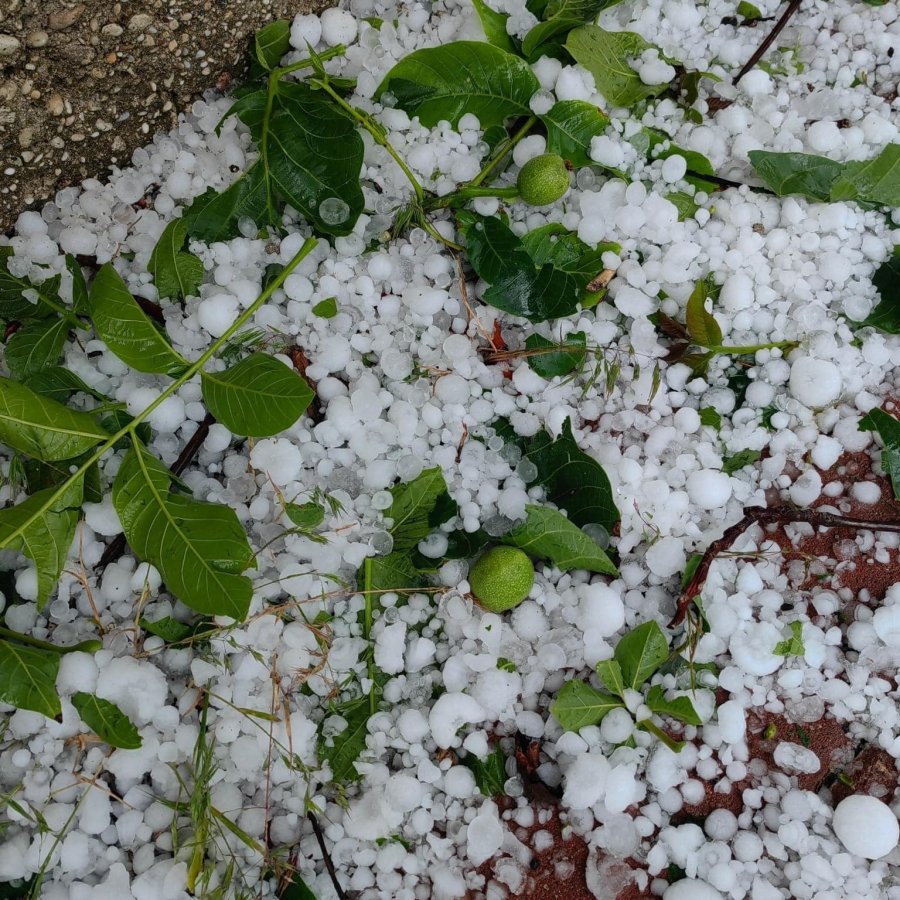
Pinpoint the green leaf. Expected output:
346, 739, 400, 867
285, 501, 325, 530
148, 219, 205, 301
376, 41, 539, 129
645, 684, 701, 725
519, 224, 613, 289
831, 143, 900, 207
502, 504, 618, 574
722, 448, 761, 474
773, 620, 805, 657
748, 150, 844, 202
858, 408, 900, 498
23, 454, 101, 504
551, 679, 623, 731
280, 872, 318, 900
385, 467, 457, 551
140, 615, 211, 644
861, 248, 900, 334
471, 0, 517, 54
0, 480, 82, 608
614, 620, 669, 690
0, 377, 108, 462
524, 419, 619, 530
541, 100, 610, 168
65, 254, 89, 313
113, 439, 253, 618
566, 26, 671, 108
25, 367, 108, 404
737, 0, 762, 18
265, 83, 365, 236
699, 407, 721, 429
361, 551, 422, 597
89, 263, 188, 375
685, 278, 723, 348
680, 552, 703, 590
595, 658, 625, 697
464, 745, 508, 797
523, 0, 622, 60
0, 640, 60, 719
71, 692, 142, 749
201, 352, 313, 437
312, 297, 338, 318
667, 191, 700, 220
641, 128, 717, 192
0, 247, 58, 322
5, 318, 68, 379
524, 332, 587, 377
254, 19, 291, 70
465, 215, 581, 322
321, 694, 371, 782
182, 163, 275, 244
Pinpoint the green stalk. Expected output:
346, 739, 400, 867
714, 340, 797, 355
0, 238, 319, 553
273, 45, 346, 80
363, 558, 376, 715
469, 114, 537, 187
639, 719, 685, 752
425, 185, 519, 211
313, 79, 425, 204
0, 625, 101, 655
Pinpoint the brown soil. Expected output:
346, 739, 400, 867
0, 0, 332, 233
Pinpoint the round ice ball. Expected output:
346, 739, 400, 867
832, 795, 900, 860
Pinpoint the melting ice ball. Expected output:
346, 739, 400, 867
832, 795, 900, 860
319, 197, 350, 226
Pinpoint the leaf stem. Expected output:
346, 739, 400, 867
0, 239, 319, 554
312, 79, 425, 204
425, 185, 519, 211
469, 115, 538, 188
638, 719, 684, 752
273, 45, 346, 80
0, 625, 101, 655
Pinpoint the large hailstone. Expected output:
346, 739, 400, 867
832, 795, 900, 859
788, 356, 842, 408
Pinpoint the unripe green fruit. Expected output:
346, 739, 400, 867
516, 154, 570, 206
468, 546, 535, 613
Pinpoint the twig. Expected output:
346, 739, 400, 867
672, 504, 900, 626
287, 346, 323, 423
453, 252, 497, 350
306, 810, 348, 900
732, 0, 803, 84
96, 413, 215, 569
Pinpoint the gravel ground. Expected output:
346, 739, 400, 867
0, 0, 332, 233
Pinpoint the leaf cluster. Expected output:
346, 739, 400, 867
551, 620, 701, 750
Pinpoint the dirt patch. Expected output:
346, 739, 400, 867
0, 0, 332, 233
